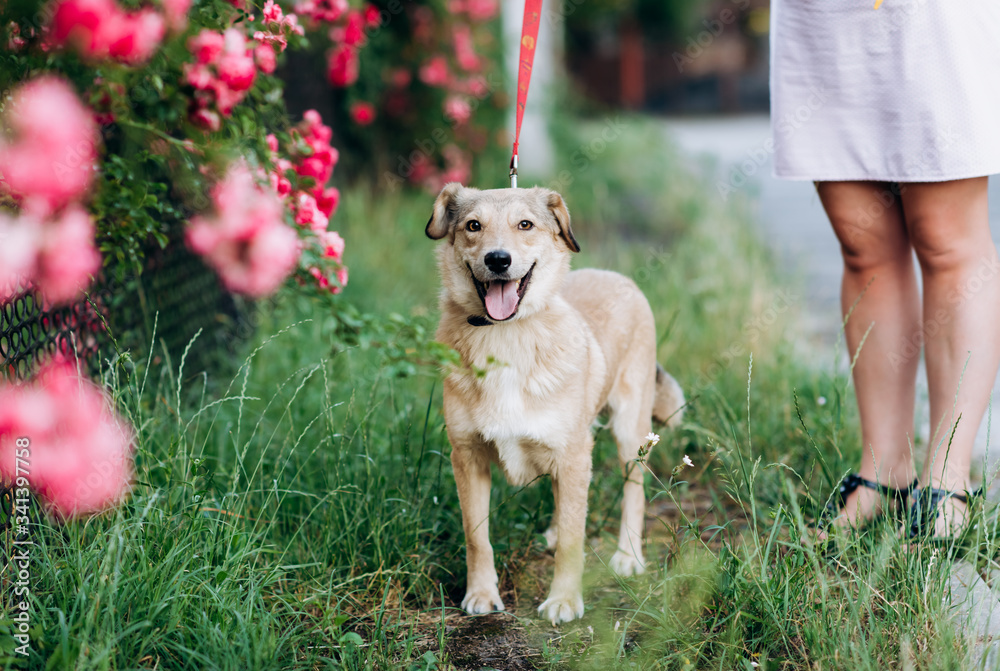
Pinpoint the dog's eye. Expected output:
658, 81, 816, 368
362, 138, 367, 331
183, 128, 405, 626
518, 220, 534, 230
466, 220, 481, 232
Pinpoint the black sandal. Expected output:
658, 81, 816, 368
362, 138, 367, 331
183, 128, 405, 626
817, 473, 918, 530
906, 485, 984, 541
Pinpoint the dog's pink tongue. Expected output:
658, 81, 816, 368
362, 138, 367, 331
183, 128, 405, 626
484, 280, 519, 320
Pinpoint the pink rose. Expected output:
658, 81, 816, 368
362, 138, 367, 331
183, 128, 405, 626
343, 10, 365, 47
443, 95, 472, 125
333, 266, 347, 293
188, 29, 225, 64
216, 29, 256, 92
314, 186, 339, 217
419, 55, 449, 87
49, 0, 164, 63
349, 101, 376, 125
108, 8, 165, 65
308, 265, 347, 293
295, 156, 330, 186
363, 4, 380, 27
302, 109, 334, 143
293, 192, 328, 232
183, 62, 215, 89
0, 358, 135, 518
0, 212, 40, 301
34, 205, 101, 305
0, 76, 99, 213
254, 42, 277, 74
269, 158, 294, 196
453, 25, 480, 71
186, 163, 301, 297
210, 81, 246, 115
295, 0, 346, 25
162, 0, 191, 31
326, 44, 358, 87
262, 0, 283, 23
48, 0, 121, 59
318, 229, 345, 260
465, 0, 498, 22
189, 107, 221, 131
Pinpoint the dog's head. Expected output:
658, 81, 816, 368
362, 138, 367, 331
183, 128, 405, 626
426, 183, 579, 323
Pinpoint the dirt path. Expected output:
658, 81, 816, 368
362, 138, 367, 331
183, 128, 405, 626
433, 483, 748, 670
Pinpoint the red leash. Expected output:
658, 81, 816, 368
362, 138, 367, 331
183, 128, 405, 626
510, 0, 542, 188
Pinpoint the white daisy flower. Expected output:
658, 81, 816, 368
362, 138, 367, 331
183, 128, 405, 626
683, 455, 694, 467
644, 432, 660, 446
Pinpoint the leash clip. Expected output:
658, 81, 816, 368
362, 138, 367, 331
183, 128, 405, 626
509, 154, 518, 188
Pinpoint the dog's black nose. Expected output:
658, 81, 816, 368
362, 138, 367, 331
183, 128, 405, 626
484, 250, 512, 274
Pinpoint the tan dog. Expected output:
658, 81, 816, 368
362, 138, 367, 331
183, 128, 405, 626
427, 183, 684, 624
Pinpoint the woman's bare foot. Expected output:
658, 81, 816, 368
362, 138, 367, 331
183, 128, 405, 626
905, 481, 974, 541
927, 496, 969, 538
817, 475, 912, 540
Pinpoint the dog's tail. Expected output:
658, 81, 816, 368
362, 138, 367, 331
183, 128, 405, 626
652, 364, 685, 428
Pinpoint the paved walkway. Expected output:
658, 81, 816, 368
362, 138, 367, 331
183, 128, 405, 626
661, 114, 1000, 479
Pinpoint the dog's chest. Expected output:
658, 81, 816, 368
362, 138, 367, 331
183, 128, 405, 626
465, 366, 576, 485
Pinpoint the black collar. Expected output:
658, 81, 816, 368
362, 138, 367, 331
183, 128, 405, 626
467, 315, 493, 327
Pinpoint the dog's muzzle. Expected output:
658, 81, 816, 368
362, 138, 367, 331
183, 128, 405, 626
468, 262, 536, 323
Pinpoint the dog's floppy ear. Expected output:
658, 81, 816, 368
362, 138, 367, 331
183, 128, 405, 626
426, 182, 464, 241
546, 191, 580, 253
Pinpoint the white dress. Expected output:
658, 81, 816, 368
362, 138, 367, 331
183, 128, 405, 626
770, 0, 1000, 182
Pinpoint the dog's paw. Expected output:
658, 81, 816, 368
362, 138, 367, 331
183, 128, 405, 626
461, 586, 505, 615
542, 526, 558, 550
537, 592, 584, 625
609, 550, 646, 577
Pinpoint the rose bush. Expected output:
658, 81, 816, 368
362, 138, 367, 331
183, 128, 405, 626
294, 0, 506, 192
0, 0, 360, 516
1, 0, 366, 305
0, 0, 504, 517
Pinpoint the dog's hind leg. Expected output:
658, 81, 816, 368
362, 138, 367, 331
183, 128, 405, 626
606, 371, 656, 577
452, 440, 505, 614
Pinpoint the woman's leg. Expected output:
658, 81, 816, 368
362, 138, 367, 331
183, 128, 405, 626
900, 177, 999, 535
816, 181, 921, 527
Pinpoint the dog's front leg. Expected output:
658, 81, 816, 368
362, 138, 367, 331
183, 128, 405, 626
538, 440, 592, 625
452, 441, 504, 614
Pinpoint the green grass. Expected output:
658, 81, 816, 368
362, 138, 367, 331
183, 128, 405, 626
2, 116, 997, 670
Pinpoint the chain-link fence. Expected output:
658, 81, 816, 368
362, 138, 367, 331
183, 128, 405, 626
0, 291, 104, 380
0, 241, 255, 591
1, 241, 253, 382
